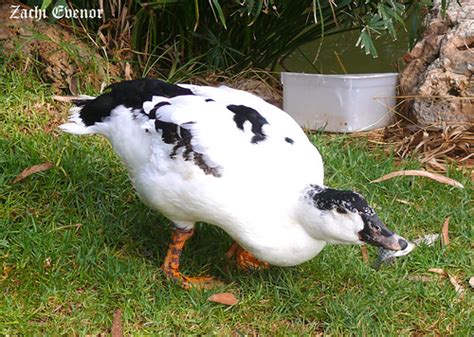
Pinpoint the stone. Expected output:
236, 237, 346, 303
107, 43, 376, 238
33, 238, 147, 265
399, 0, 474, 126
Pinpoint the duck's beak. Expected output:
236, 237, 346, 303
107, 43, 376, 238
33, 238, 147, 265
358, 214, 408, 251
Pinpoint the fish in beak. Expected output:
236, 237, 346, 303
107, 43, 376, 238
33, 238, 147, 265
358, 213, 408, 251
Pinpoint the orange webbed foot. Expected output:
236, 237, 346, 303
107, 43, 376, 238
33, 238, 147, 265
161, 267, 224, 289
226, 242, 270, 271
161, 227, 224, 289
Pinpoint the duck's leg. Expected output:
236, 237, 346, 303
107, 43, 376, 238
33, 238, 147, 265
226, 242, 270, 271
161, 227, 222, 289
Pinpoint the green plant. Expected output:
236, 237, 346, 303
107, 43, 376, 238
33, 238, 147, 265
23, 0, 433, 74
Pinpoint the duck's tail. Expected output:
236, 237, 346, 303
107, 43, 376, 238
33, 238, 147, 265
59, 95, 98, 135
59, 79, 196, 136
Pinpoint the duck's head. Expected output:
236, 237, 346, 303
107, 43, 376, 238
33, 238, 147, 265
300, 185, 408, 251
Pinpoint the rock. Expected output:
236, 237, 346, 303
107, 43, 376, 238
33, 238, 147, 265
399, 0, 474, 127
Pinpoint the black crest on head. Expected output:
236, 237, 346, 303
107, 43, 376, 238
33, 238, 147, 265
308, 186, 375, 215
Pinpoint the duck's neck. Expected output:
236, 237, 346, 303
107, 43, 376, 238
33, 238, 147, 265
296, 184, 365, 245
223, 204, 327, 267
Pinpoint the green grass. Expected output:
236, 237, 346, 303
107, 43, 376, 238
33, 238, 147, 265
1, 62, 472, 336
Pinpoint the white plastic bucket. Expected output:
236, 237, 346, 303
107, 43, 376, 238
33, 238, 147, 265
281, 72, 398, 132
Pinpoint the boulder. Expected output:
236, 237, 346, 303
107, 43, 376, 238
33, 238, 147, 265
399, 0, 473, 126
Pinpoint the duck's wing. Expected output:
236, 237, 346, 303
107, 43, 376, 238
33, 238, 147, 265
142, 83, 323, 183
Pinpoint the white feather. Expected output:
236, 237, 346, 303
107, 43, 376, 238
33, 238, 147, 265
59, 106, 95, 134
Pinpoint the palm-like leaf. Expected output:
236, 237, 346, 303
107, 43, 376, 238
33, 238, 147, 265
30, 0, 430, 74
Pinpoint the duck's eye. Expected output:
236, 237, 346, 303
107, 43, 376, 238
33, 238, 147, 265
336, 207, 347, 214
372, 224, 381, 231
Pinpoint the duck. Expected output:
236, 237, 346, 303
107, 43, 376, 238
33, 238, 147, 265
60, 78, 409, 289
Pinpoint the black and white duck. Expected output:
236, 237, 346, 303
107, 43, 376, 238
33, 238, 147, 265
60, 78, 409, 288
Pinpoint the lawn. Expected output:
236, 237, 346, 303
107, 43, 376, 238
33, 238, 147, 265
0, 57, 472, 335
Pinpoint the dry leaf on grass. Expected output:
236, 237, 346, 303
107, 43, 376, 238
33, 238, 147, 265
407, 275, 433, 282
447, 274, 466, 295
361, 246, 369, 263
52, 95, 82, 102
111, 309, 122, 337
371, 170, 464, 189
207, 292, 239, 306
395, 198, 411, 205
428, 268, 447, 276
52, 223, 83, 232
428, 268, 466, 295
441, 217, 450, 246
13, 163, 54, 183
